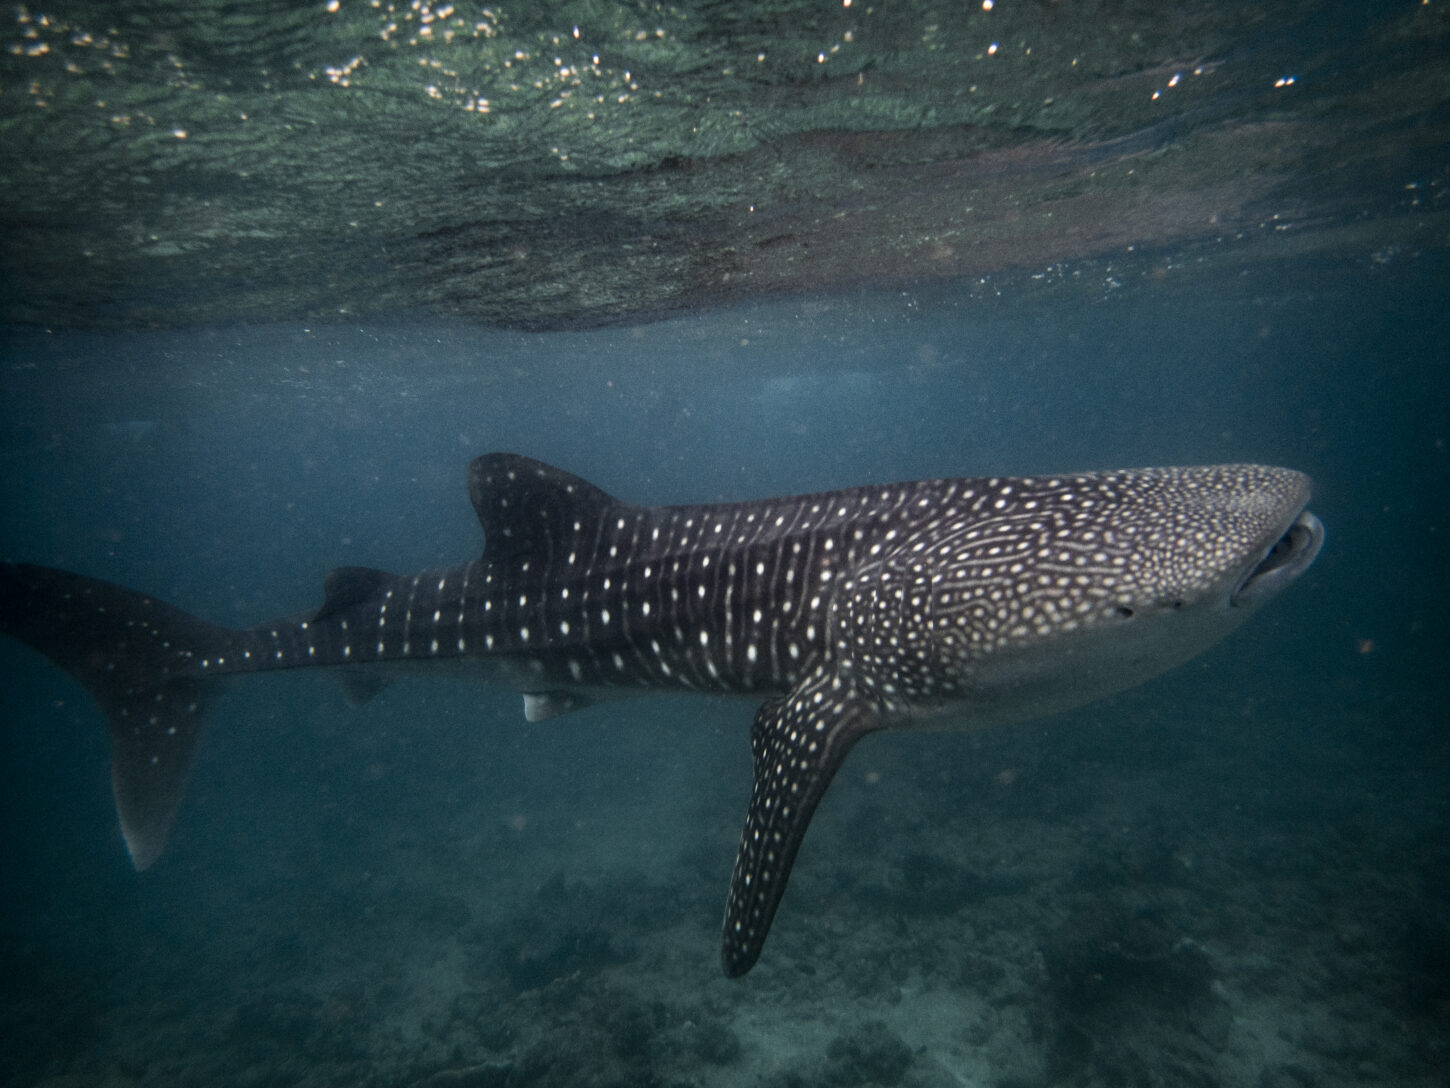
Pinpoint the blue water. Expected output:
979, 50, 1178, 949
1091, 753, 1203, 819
2, 259, 1447, 1086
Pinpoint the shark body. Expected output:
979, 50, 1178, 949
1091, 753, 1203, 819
0, 453, 1323, 975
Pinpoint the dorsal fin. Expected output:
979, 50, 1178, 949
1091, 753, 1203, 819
316, 566, 398, 620
468, 453, 623, 564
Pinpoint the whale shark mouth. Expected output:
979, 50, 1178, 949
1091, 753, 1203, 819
1232, 509, 1324, 607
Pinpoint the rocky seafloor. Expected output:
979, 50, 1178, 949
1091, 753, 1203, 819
6, 648, 1445, 1088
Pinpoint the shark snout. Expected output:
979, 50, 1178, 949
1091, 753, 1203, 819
1231, 509, 1324, 607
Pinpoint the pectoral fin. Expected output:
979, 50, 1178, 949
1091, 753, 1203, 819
721, 669, 885, 977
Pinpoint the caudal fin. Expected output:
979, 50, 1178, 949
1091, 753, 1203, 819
0, 562, 235, 868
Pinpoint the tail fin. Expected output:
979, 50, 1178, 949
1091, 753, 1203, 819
0, 562, 235, 869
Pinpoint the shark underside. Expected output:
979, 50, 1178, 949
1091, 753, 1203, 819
0, 453, 1323, 976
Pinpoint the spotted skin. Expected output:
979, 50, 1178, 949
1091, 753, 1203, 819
0, 454, 1323, 975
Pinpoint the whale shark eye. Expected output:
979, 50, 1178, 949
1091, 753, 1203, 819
1115, 605, 1135, 619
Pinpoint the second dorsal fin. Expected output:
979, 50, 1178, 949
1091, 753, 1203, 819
315, 566, 399, 620
467, 453, 624, 564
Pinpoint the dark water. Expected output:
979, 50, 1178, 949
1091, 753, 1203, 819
2, 258, 1447, 1087
2, 0, 1449, 1084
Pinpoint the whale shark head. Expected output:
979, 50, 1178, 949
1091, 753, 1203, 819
894, 464, 1325, 725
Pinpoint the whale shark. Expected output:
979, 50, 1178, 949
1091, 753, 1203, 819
0, 453, 1323, 975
